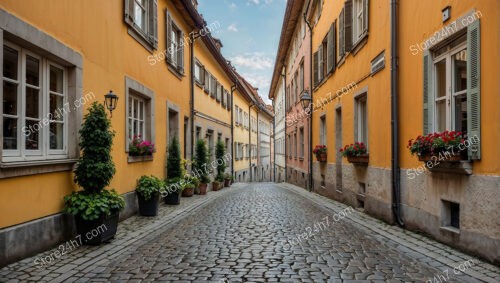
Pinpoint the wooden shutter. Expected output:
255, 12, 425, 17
178, 30, 185, 73
422, 50, 433, 135
332, 21, 337, 71
148, 0, 158, 49
344, 0, 353, 52
339, 8, 345, 59
318, 45, 324, 82
327, 24, 334, 73
313, 51, 319, 87
165, 10, 172, 64
467, 20, 481, 160
363, 0, 369, 34
204, 71, 210, 92
124, 0, 134, 25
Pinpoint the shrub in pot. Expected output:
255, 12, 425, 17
136, 175, 164, 216
64, 102, 124, 245
165, 136, 183, 204
224, 173, 232, 187
182, 175, 198, 197
215, 140, 228, 189
164, 177, 183, 205
193, 139, 210, 195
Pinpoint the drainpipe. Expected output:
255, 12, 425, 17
281, 68, 287, 183
391, 0, 404, 227
257, 109, 260, 181
190, 31, 202, 166
231, 84, 237, 179
272, 100, 276, 182
304, 2, 313, 192
249, 103, 255, 182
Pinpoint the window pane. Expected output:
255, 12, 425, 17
25, 120, 39, 150
25, 55, 39, 86
133, 120, 138, 137
128, 118, 132, 141
3, 81, 18, 115
139, 101, 144, 120
3, 117, 17, 149
436, 100, 447, 132
25, 87, 40, 118
454, 94, 467, 133
453, 49, 467, 93
139, 121, 144, 138
3, 46, 18, 80
133, 99, 139, 119
134, 1, 146, 30
50, 66, 64, 93
50, 122, 64, 150
128, 97, 133, 118
435, 60, 447, 98
50, 94, 64, 121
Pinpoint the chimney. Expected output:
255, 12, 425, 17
191, 0, 198, 10
213, 38, 223, 52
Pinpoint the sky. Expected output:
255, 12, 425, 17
197, 0, 287, 104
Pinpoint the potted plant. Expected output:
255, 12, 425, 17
129, 135, 155, 156
340, 142, 369, 165
224, 173, 232, 187
212, 179, 221, 191
408, 131, 466, 162
182, 175, 198, 197
165, 136, 183, 205
215, 140, 228, 189
193, 139, 210, 195
64, 102, 125, 245
136, 175, 164, 216
313, 145, 327, 162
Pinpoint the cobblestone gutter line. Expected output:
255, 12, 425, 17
278, 183, 500, 283
0, 184, 245, 282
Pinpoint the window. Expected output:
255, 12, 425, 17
299, 60, 304, 93
216, 82, 221, 102
294, 132, 297, 158
355, 94, 368, 147
299, 127, 304, 158
352, 0, 368, 44
423, 20, 480, 160
125, 77, 155, 155
125, 0, 158, 50
339, 1, 353, 61
2, 43, 68, 161
206, 130, 214, 161
196, 126, 202, 141
320, 115, 327, 145
442, 200, 460, 230
204, 70, 210, 93
194, 60, 204, 85
235, 106, 240, 125
166, 11, 184, 74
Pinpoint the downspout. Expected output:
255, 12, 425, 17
272, 100, 276, 182
249, 103, 255, 182
190, 32, 196, 164
304, 2, 313, 192
391, 0, 404, 227
281, 69, 287, 182
231, 84, 237, 179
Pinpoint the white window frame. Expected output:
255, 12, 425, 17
432, 41, 468, 132
2, 42, 69, 162
128, 94, 147, 143
133, 0, 148, 33
353, 0, 364, 42
355, 94, 368, 148
320, 115, 327, 145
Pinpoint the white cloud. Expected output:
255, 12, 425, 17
230, 53, 273, 70
227, 23, 239, 32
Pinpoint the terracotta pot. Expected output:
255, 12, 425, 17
212, 182, 220, 191
224, 179, 231, 187
182, 187, 195, 197
199, 183, 208, 195
418, 153, 463, 162
316, 153, 327, 162
347, 155, 369, 165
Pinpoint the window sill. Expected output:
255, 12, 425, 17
167, 63, 185, 80
127, 27, 155, 54
426, 160, 472, 175
0, 159, 77, 179
440, 226, 460, 235
128, 155, 154, 163
351, 33, 369, 56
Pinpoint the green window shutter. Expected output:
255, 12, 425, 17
422, 50, 433, 135
148, 0, 158, 49
467, 20, 481, 160
165, 10, 172, 64
327, 23, 334, 73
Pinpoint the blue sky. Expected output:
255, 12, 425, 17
197, 0, 287, 103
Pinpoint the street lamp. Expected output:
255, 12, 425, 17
300, 90, 312, 110
104, 90, 118, 117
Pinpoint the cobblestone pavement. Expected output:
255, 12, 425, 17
1, 183, 499, 282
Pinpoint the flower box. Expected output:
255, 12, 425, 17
313, 145, 327, 162
316, 153, 327, 162
347, 155, 369, 165
418, 153, 463, 162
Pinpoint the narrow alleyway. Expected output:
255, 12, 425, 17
1, 183, 498, 282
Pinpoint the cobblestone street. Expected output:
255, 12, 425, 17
1, 183, 499, 282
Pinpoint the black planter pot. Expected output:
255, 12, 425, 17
164, 191, 181, 205
137, 192, 160, 216
74, 212, 119, 245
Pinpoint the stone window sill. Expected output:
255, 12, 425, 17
167, 63, 185, 80
0, 159, 78, 179
128, 155, 154, 163
440, 226, 460, 235
427, 161, 472, 175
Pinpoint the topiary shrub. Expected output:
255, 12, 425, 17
167, 136, 182, 179
215, 140, 227, 181
193, 139, 210, 184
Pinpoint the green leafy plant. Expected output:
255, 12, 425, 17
65, 102, 124, 220
167, 136, 182, 179
407, 131, 465, 156
215, 140, 227, 181
136, 175, 164, 200
339, 142, 368, 157
129, 135, 155, 156
193, 139, 210, 184
224, 173, 233, 181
